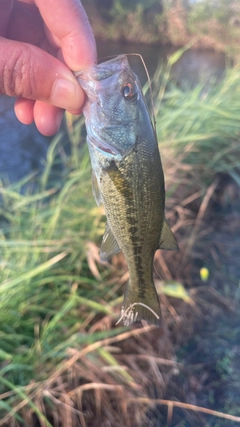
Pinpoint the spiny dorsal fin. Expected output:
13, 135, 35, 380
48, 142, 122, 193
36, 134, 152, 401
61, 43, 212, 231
92, 171, 102, 206
100, 223, 121, 262
159, 219, 179, 251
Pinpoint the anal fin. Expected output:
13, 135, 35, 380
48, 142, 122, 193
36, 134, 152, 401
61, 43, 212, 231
159, 219, 179, 251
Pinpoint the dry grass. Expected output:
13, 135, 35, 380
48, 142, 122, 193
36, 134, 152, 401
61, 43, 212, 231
0, 325, 176, 427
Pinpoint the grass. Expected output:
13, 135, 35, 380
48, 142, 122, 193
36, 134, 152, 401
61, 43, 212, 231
0, 53, 240, 425
152, 51, 240, 183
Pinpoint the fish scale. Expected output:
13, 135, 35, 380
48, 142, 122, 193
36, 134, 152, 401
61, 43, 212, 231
76, 55, 178, 326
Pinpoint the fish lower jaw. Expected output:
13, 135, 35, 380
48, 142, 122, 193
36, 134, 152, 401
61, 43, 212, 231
88, 134, 122, 158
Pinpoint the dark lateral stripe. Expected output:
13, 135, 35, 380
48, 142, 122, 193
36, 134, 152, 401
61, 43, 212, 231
107, 160, 146, 299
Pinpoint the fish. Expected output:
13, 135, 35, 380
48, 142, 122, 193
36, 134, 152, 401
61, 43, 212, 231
76, 55, 178, 326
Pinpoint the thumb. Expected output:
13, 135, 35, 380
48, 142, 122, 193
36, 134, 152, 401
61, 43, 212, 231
0, 37, 85, 110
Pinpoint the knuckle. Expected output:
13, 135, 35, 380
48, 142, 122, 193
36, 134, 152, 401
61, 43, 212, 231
1, 45, 35, 98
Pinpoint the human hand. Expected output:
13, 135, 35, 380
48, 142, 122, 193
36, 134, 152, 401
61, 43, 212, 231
0, 0, 96, 136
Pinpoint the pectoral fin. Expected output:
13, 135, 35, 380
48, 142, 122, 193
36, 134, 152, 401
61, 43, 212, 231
100, 223, 121, 262
92, 171, 102, 206
159, 219, 179, 251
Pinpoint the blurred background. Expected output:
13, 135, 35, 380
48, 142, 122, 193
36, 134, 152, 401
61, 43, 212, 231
0, 1, 240, 426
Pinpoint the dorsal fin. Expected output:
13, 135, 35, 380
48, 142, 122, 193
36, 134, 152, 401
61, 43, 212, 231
100, 223, 121, 262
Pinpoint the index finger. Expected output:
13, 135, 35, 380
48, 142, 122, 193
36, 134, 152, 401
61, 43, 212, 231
35, 0, 97, 70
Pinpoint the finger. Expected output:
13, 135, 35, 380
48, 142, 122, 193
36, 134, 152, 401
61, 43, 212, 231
14, 97, 35, 125
7, 2, 44, 45
0, 0, 13, 36
15, 97, 65, 136
35, 0, 97, 70
0, 38, 85, 110
6, 1, 56, 55
33, 101, 64, 136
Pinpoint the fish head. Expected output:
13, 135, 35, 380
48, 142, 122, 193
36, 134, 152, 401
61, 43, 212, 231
76, 55, 143, 159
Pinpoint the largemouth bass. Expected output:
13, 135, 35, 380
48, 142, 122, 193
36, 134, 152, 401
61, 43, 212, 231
76, 55, 178, 326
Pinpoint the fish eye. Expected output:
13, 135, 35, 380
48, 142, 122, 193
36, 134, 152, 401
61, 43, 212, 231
122, 83, 137, 100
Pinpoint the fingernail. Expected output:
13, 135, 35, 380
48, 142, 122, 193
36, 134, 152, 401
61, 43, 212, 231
51, 78, 82, 110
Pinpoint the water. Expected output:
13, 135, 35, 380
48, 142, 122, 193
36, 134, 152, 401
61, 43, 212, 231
0, 95, 51, 183
97, 40, 226, 87
0, 42, 225, 183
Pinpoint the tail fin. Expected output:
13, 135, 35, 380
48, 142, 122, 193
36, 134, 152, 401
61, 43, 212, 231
118, 281, 161, 326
